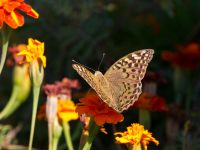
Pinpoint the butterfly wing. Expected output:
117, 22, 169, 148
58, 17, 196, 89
72, 64, 113, 105
104, 49, 154, 112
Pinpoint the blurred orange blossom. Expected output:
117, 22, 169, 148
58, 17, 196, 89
0, 0, 39, 29
115, 123, 159, 150
162, 42, 200, 68
132, 92, 168, 112
76, 94, 124, 126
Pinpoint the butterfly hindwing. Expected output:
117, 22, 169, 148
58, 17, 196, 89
104, 49, 154, 112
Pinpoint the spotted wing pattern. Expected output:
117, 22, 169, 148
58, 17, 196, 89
104, 49, 154, 112
72, 49, 154, 113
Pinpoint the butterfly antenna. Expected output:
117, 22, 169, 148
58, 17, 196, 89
98, 53, 106, 70
72, 60, 96, 72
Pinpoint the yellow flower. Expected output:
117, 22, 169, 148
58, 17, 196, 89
115, 123, 159, 150
18, 38, 46, 67
57, 99, 79, 122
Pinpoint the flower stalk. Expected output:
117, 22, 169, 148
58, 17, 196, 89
46, 96, 58, 150
82, 118, 100, 150
52, 119, 62, 150
0, 65, 30, 119
28, 61, 44, 150
139, 109, 151, 129
63, 122, 74, 150
0, 26, 11, 74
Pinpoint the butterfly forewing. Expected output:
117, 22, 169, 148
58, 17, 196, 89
104, 49, 154, 112
72, 64, 114, 107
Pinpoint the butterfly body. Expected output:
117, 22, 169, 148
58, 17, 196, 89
73, 49, 154, 112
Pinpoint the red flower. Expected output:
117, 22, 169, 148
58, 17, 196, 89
132, 92, 168, 112
162, 42, 200, 68
0, 0, 39, 29
76, 94, 124, 126
7, 44, 26, 66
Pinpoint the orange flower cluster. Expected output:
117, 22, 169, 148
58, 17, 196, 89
132, 92, 168, 112
38, 99, 78, 123
162, 42, 200, 68
115, 123, 159, 150
76, 94, 124, 126
0, 0, 39, 29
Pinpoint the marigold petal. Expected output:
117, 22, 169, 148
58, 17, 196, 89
57, 99, 78, 122
39, 55, 46, 68
18, 3, 39, 18
58, 111, 78, 122
27, 8, 39, 18
17, 2, 31, 11
3, 1, 21, 12
5, 10, 24, 28
0, 9, 5, 23
10, 11, 24, 27
94, 115, 106, 126
115, 137, 130, 144
76, 93, 124, 126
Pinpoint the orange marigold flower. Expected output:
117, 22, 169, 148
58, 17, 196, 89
0, 0, 39, 29
161, 42, 200, 68
132, 92, 168, 112
115, 123, 159, 150
76, 94, 124, 126
57, 99, 79, 122
18, 38, 46, 68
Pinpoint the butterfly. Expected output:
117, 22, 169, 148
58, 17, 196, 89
72, 49, 154, 113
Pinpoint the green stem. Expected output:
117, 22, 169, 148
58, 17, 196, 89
63, 122, 74, 150
0, 85, 19, 119
185, 81, 192, 115
52, 134, 59, 150
82, 118, 99, 150
28, 86, 40, 150
72, 122, 82, 141
183, 121, 190, 150
48, 123, 53, 150
0, 28, 10, 75
52, 119, 62, 150
139, 109, 151, 129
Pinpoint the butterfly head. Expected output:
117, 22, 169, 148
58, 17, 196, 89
94, 71, 106, 83
94, 71, 104, 78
